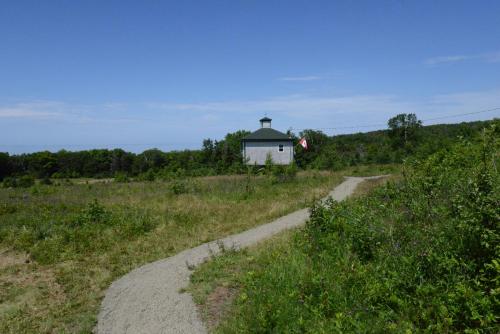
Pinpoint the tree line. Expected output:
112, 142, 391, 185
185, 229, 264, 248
0, 115, 496, 181
294, 116, 495, 170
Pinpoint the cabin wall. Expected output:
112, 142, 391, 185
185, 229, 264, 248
243, 141, 294, 165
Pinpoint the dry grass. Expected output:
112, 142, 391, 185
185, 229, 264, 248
204, 285, 238, 330
350, 174, 400, 198
0, 250, 28, 269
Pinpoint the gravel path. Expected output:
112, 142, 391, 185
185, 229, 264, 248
96, 176, 384, 334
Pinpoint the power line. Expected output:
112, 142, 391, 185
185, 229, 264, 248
290, 107, 500, 132
420, 107, 500, 122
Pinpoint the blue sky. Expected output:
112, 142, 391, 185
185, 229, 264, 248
1, 0, 499, 154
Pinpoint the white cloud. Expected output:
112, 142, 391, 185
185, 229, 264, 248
3, 90, 499, 134
425, 55, 470, 65
150, 94, 414, 118
426, 90, 500, 115
278, 75, 321, 81
425, 51, 500, 66
148, 89, 500, 131
0, 101, 146, 124
0, 101, 64, 119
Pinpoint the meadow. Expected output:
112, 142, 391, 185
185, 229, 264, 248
0, 170, 347, 333
189, 126, 499, 333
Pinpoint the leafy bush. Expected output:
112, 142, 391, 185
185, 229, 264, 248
73, 199, 110, 227
170, 178, 200, 195
119, 211, 156, 237
2, 175, 35, 188
114, 172, 130, 183
171, 179, 188, 195
137, 169, 156, 181
263, 156, 298, 184
270, 163, 298, 183
218, 124, 499, 333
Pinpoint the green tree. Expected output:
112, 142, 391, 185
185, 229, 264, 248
0, 152, 11, 180
294, 129, 329, 168
30, 151, 58, 178
111, 149, 134, 174
134, 149, 166, 173
201, 139, 216, 165
388, 113, 422, 150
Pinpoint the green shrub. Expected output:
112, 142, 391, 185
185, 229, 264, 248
138, 169, 156, 181
73, 199, 110, 227
114, 172, 130, 183
18, 175, 35, 188
2, 176, 16, 188
119, 211, 156, 237
2, 175, 35, 188
270, 163, 298, 183
171, 179, 188, 195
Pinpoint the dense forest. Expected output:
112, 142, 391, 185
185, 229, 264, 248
0, 115, 497, 183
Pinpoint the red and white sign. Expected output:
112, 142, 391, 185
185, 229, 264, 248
299, 137, 308, 150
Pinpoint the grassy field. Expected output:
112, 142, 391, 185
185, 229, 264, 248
0, 170, 347, 333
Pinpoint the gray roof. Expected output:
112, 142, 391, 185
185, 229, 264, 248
242, 128, 292, 142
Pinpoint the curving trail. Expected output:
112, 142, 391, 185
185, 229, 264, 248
96, 176, 385, 334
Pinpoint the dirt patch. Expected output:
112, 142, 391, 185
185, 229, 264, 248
0, 250, 29, 270
203, 285, 238, 330
4, 266, 64, 298
0, 254, 66, 312
73, 178, 113, 185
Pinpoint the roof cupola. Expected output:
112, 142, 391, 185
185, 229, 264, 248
259, 117, 272, 128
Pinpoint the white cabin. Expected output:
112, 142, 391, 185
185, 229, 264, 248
242, 117, 294, 165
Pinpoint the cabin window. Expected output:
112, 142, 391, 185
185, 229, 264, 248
279, 144, 284, 152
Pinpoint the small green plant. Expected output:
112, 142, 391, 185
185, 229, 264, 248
171, 179, 188, 195
120, 211, 156, 237
73, 199, 110, 227
114, 172, 130, 183
243, 167, 255, 197
264, 153, 274, 175
269, 163, 297, 183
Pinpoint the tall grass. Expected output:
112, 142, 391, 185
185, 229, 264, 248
0, 171, 343, 333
